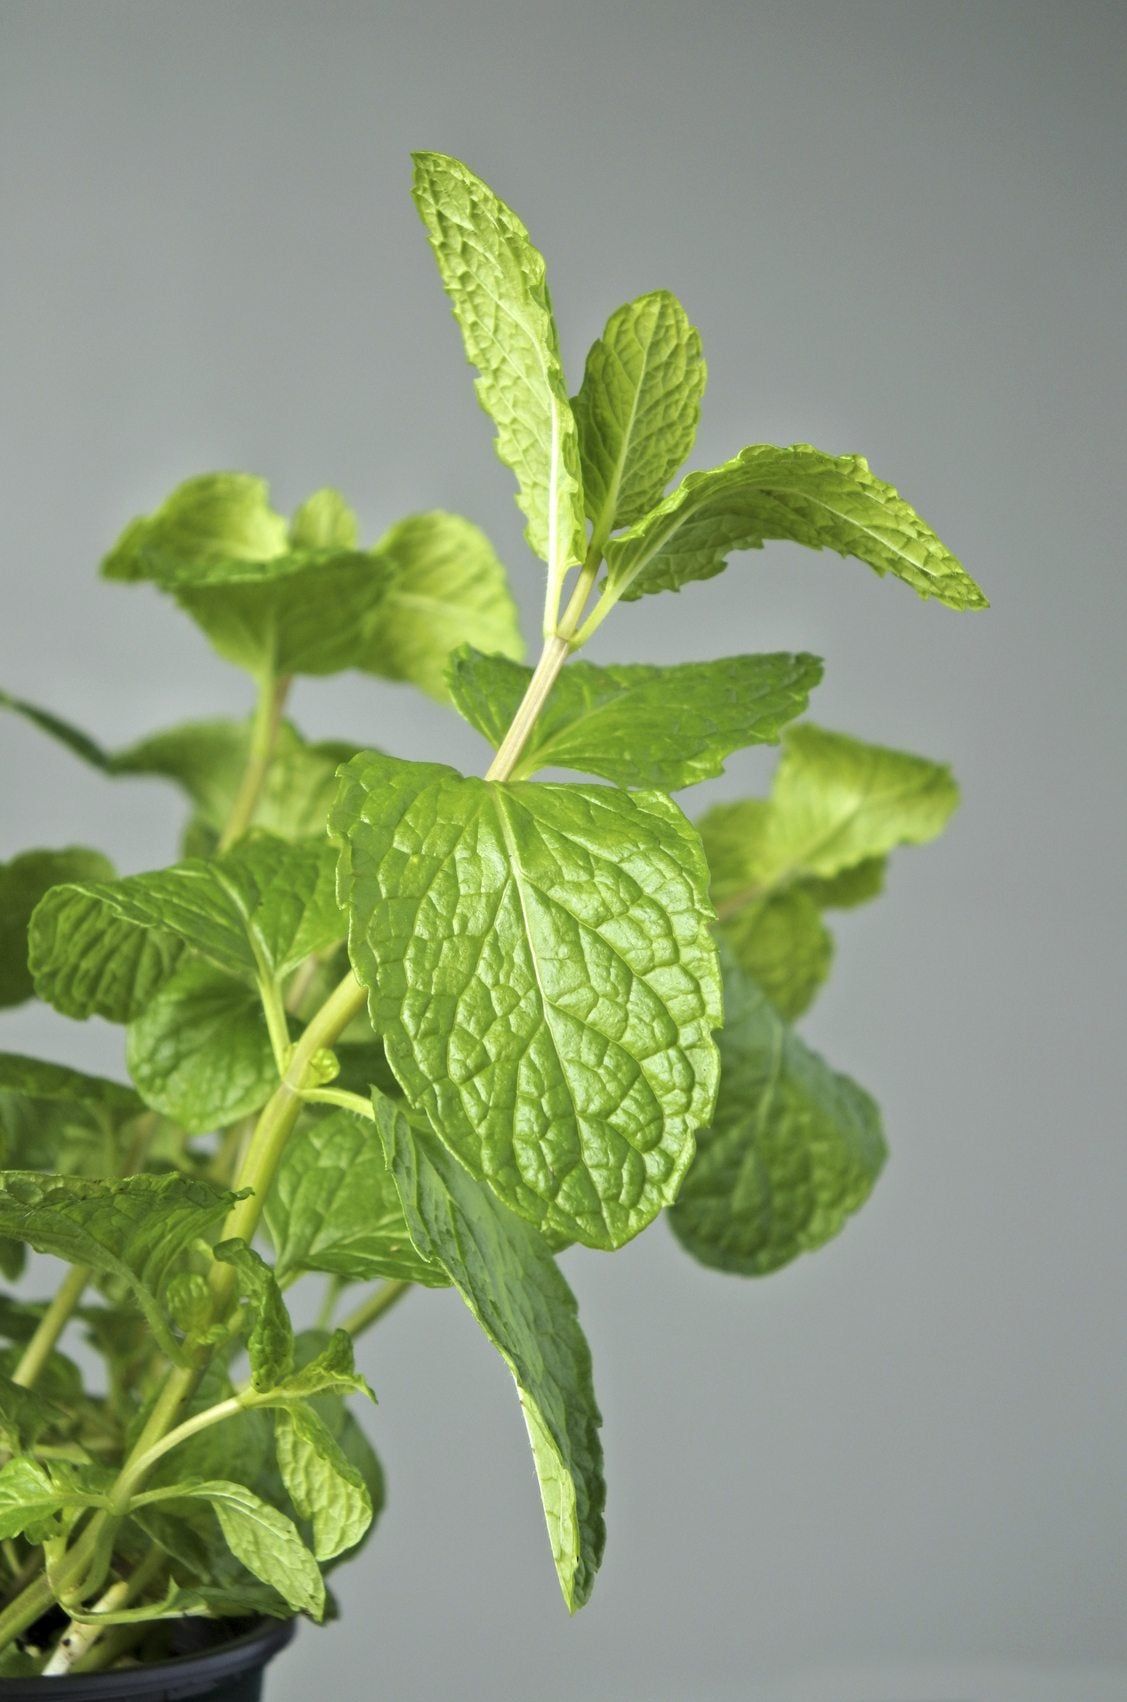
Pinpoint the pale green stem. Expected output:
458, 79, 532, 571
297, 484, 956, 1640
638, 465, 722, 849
554, 548, 602, 642
299, 1086, 375, 1119
339, 1280, 410, 1338
217, 671, 291, 852
10, 1265, 91, 1391
42, 1549, 166, 1676
484, 635, 571, 782
257, 973, 292, 1073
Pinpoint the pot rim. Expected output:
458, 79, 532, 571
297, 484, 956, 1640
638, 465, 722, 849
0, 1615, 295, 1700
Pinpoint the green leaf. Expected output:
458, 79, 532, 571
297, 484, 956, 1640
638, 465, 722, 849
378, 1101, 604, 1611
357, 512, 523, 699
71, 1577, 289, 1625
0, 688, 113, 771
448, 648, 822, 788
0, 1374, 66, 1451
602, 442, 988, 610
126, 963, 278, 1133
331, 753, 722, 1250
0, 1053, 143, 1173
0, 849, 115, 1008
213, 1241, 293, 1390
115, 717, 359, 853
103, 474, 521, 692
275, 1404, 373, 1562
411, 153, 585, 586
0, 1172, 240, 1360
669, 955, 886, 1274
30, 834, 342, 1021
133, 1478, 324, 1619
573, 289, 705, 545
266, 1108, 449, 1287
0, 1457, 105, 1543
702, 724, 958, 1017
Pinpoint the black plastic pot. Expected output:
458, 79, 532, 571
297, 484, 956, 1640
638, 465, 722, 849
0, 1618, 294, 1702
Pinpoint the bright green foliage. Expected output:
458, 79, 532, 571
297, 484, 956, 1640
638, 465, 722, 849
0, 848, 115, 1008
332, 752, 722, 1249
213, 1240, 293, 1390
412, 153, 586, 591
701, 723, 959, 1016
274, 1403, 373, 1562
103, 475, 521, 694
0, 1172, 238, 1359
126, 964, 277, 1133
0, 150, 983, 1660
603, 443, 988, 609
266, 1108, 448, 1287
669, 954, 886, 1274
132, 1479, 325, 1619
30, 834, 342, 1022
378, 1100, 604, 1611
573, 290, 705, 546
448, 647, 822, 787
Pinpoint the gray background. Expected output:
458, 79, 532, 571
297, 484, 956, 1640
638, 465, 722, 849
1, 3, 1124, 1699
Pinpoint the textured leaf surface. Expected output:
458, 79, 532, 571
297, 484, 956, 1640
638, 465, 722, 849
378, 1101, 604, 1610
213, 1240, 293, 1390
0, 1172, 238, 1357
266, 1108, 448, 1287
126, 964, 277, 1133
412, 152, 585, 581
0, 848, 115, 1008
448, 648, 822, 787
0, 1457, 104, 1542
0, 1052, 142, 1175
332, 753, 722, 1249
573, 290, 705, 543
30, 834, 342, 1021
669, 955, 886, 1274
0, 1374, 65, 1451
275, 1404, 373, 1561
702, 724, 957, 1017
134, 1478, 324, 1619
103, 474, 519, 690
603, 442, 987, 609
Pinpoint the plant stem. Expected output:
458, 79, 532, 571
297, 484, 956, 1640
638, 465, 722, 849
484, 634, 571, 782
44, 1549, 167, 1676
217, 671, 291, 852
10, 1265, 90, 1390
555, 549, 602, 642
339, 1280, 410, 1338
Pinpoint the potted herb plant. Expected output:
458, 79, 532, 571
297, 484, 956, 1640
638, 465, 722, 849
0, 152, 986, 1694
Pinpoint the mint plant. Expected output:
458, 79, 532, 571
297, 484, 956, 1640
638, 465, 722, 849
0, 151, 985, 1678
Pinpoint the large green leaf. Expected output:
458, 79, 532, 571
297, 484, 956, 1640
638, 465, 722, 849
602, 442, 987, 610
266, 1108, 448, 1287
103, 475, 520, 693
412, 152, 586, 587
0, 1172, 239, 1359
378, 1101, 604, 1611
447, 648, 822, 787
701, 724, 958, 1018
131, 1478, 324, 1619
331, 753, 722, 1250
669, 955, 886, 1274
0, 1052, 143, 1176
126, 963, 278, 1133
0, 848, 115, 1008
573, 289, 705, 545
29, 834, 342, 1021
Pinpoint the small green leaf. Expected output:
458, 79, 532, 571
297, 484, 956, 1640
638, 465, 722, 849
0, 1456, 105, 1543
412, 152, 586, 588
126, 963, 278, 1133
0, 848, 115, 1008
603, 442, 987, 610
0, 1172, 240, 1360
448, 648, 822, 787
254, 1329, 373, 1406
0, 1374, 66, 1451
0, 1052, 143, 1173
134, 1478, 324, 1619
702, 725, 958, 1017
358, 512, 523, 699
573, 289, 706, 545
289, 488, 358, 551
30, 834, 342, 1022
331, 753, 722, 1250
378, 1101, 604, 1611
275, 1404, 373, 1561
213, 1241, 293, 1390
0, 688, 113, 771
669, 954, 886, 1274
266, 1108, 449, 1287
